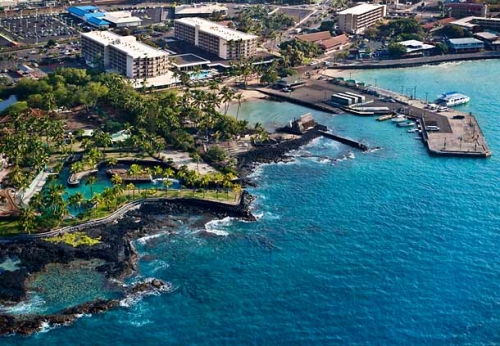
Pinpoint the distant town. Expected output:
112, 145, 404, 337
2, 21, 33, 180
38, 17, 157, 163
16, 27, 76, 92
0, 0, 497, 235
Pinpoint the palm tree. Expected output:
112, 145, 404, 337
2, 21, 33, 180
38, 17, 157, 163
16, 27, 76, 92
191, 152, 201, 172
234, 93, 245, 120
163, 178, 173, 196
106, 157, 118, 167
128, 164, 143, 177
19, 205, 38, 234
200, 174, 211, 198
111, 173, 123, 186
223, 172, 236, 200
126, 182, 136, 199
85, 175, 97, 197
68, 191, 84, 211
212, 172, 224, 200
101, 187, 115, 211
219, 86, 235, 116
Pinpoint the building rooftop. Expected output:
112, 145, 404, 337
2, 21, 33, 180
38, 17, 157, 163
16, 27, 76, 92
111, 40, 169, 59
320, 34, 349, 50
297, 31, 331, 43
68, 6, 101, 17
170, 53, 211, 67
87, 16, 111, 27
81, 31, 127, 45
103, 11, 142, 25
448, 37, 484, 45
175, 4, 227, 15
399, 39, 434, 53
175, 17, 258, 41
338, 3, 385, 16
474, 31, 498, 40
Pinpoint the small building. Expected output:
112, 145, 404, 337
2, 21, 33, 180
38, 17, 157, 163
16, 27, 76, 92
399, 39, 435, 56
422, 17, 456, 32
444, 1, 488, 19
277, 76, 304, 89
287, 113, 315, 134
297, 31, 349, 52
297, 31, 332, 43
331, 91, 365, 106
68, 6, 141, 29
447, 37, 484, 53
103, 11, 142, 28
174, 4, 228, 18
474, 32, 500, 51
450, 16, 500, 32
319, 34, 350, 52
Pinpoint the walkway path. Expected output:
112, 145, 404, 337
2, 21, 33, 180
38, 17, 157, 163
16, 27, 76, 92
333, 51, 500, 70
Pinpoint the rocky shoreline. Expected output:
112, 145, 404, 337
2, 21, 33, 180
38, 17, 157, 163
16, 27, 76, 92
237, 125, 326, 180
0, 122, 319, 336
0, 193, 254, 336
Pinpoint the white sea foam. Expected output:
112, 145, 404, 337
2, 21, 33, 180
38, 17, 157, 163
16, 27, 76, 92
38, 321, 52, 333
252, 211, 264, 220
120, 280, 174, 308
1, 294, 46, 315
203, 217, 234, 236
135, 232, 168, 245
149, 260, 170, 274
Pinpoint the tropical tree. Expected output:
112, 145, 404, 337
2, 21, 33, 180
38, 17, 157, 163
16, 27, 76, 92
68, 191, 84, 211
234, 93, 245, 120
85, 175, 97, 196
19, 205, 38, 234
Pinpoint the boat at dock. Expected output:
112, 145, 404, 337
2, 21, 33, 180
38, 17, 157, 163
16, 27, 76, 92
377, 114, 393, 121
391, 115, 407, 123
407, 128, 419, 133
435, 92, 470, 107
397, 121, 415, 127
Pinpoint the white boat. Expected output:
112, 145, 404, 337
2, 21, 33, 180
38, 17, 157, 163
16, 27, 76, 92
397, 121, 415, 127
435, 92, 470, 107
407, 128, 419, 133
391, 115, 407, 123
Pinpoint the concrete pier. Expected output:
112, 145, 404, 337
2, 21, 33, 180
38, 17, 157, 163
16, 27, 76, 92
252, 77, 491, 158
319, 130, 368, 151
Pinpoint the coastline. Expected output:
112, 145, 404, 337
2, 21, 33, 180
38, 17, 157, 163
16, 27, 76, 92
0, 112, 330, 336
0, 193, 255, 336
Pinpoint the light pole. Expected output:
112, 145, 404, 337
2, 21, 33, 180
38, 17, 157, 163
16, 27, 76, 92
375, 78, 377, 87
425, 92, 428, 104
401, 85, 404, 95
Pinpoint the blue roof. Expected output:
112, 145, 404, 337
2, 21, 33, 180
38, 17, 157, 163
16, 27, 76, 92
67, 6, 101, 17
87, 17, 110, 27
83, 12, 106, 20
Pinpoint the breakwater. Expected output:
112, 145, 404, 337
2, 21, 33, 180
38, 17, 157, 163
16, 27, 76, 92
319, 130, 368, 151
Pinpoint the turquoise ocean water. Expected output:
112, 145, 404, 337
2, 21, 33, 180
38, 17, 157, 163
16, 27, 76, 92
4, 60, 500, 344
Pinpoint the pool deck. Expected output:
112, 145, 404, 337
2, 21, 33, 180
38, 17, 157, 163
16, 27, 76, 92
251, 77, 491, 158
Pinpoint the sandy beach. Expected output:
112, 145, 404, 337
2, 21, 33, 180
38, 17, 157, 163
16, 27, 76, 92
321, 68, 353, 79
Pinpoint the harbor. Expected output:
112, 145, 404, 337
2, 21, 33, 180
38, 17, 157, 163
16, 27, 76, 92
252, 76, 491, 158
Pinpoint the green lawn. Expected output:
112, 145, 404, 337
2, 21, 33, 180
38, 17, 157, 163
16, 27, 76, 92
0, 220, 21, 237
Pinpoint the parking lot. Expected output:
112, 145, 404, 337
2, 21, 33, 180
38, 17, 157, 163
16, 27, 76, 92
0, 13, 78, 46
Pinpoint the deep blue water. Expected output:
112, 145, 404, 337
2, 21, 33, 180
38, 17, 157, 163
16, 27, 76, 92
4, 60, 500, 344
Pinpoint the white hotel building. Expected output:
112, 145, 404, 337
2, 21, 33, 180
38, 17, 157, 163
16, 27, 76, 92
174, 17, 258, 60
81, 31, 169, 79
338, 4, 387, 34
